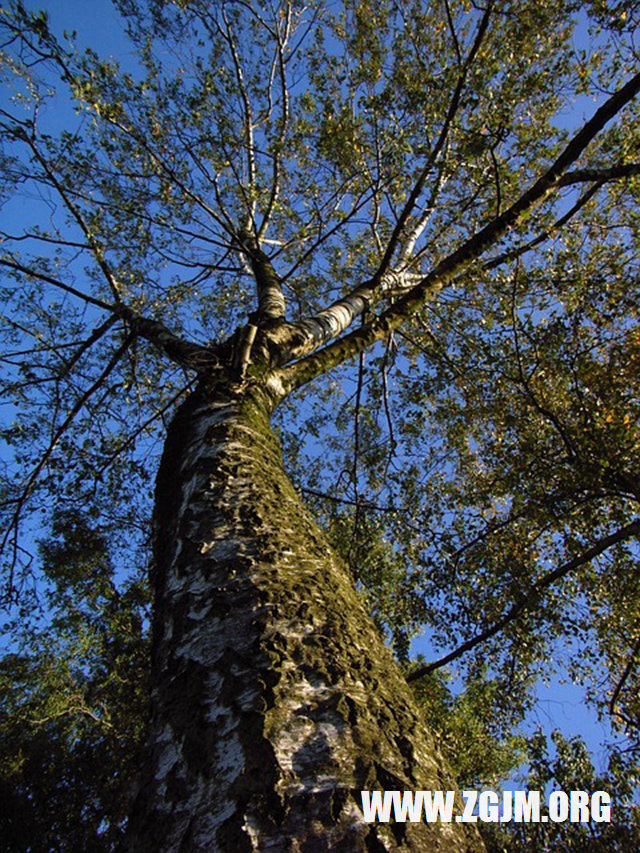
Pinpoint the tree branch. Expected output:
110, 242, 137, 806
240, 231, 286, 321
407, 518, 640, 681
257, 2, 292, 240
559, 162, 640, 186
1, 257, 213, 370
609, 633, 640, 724
21, 132, 124, 304
118, 308, 217, 371
1, 333, 135, 586
484, 181, 603, 270
279, 70, 640, 391
0, 257, 114, 311
216, 6, 257, 230
284, 280, 376, 361
373, 0, 494, 280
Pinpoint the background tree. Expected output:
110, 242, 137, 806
0, 511, 148, 852
1, 0, 639, 849
481, 729, 640, 852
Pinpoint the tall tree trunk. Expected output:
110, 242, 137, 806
125, 381, 484, 852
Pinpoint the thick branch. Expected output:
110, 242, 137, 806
242, 236, 286, 321
407, 518, 640, 682
119, 308, 217, 371
559, 162, 640, 186
286, 282, 375, 359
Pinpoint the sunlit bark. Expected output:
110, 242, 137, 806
124, 380, 483, 852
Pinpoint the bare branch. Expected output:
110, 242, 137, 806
559, 162, 640, 186
0, 260, 212, 371
0, 257, 114, 311
509, 266, 578, 459
483, 163, 639, 272
484, 182, 603, 270
443, 0, 462, 65
217, 6, 257, 229
0, 230, 91, 250
105, 113, 236, 238
95, 382, 193, 476
20, 132, 124, 304
258, 2, 292, 240
60, 314, 120, 379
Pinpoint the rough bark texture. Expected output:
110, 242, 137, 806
124, 380, 484, 852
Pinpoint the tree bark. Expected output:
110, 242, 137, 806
124, 380, 484, 852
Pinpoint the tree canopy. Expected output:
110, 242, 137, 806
1, 0, 640, 848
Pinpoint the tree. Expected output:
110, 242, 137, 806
0, 511, 148, 852
481, 729, 640, 851
1, 0, 639, 849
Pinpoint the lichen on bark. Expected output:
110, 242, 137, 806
124, 379, 484, 852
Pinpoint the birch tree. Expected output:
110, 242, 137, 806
1, 0, 640, 849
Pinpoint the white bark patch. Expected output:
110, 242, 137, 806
162, 617, 173, 643
266, 371, 287, 399
154, 725, 181, 782
297, 291, 371, 349
174, 616, 224, 664
199, 538, 241, 558
268, 619, 315, 641
187, 601, 212, 621
241, 815, 261, 850
165, 567, 210, 595
175, 469, 207, 524
271, 675, 349, 792
212, 727, 246, 780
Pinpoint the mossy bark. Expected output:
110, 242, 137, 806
124, 380, 484, 852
